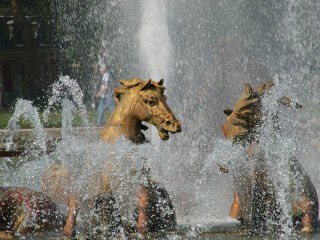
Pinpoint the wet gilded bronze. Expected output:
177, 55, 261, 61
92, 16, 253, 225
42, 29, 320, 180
101, 78, 181, 143
223, 82, 318, 234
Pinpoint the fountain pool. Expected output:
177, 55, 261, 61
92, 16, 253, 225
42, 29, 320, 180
1, 0, 320, 239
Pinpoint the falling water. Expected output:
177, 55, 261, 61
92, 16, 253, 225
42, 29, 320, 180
256, 75, 319, 238
43, 75, 89, 129
139, 0, 172, 145
139, 0, 172, 81
1, 99, 51, 190
2, 0, 320, 238
61, 99, 77, 138
257, 75, 299, 237
5, 99, 47, 155
1, 76, 174, 238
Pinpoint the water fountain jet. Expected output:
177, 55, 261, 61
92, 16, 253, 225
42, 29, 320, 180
0, 77, 182, 239
1, 1, 320, 239
220, 78, 319, 237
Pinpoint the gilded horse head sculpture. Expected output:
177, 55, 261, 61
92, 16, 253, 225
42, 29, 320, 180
222, 81, 271, 141
59, 78, 181, 236
99, 78, 181, 235
100, 78, 181, 144
0, 78, 181, 238
222, 82, 318, 234
222, 81, 302, 142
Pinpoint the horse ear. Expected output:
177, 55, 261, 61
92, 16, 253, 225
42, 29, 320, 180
140, 79, 152, 91
157, 79, 164, 86
224, 109, 233, 116
240, 83, 254, 100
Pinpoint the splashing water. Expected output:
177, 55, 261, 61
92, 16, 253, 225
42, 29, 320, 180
2, 77, 172, 237
5, 99, 47, 155
2, 0, 320, 238
1, 99, 51, 189
202, 74, 315, 237
43, 75, 89, 129
61, 98, 77, 138
257, 75, 302, 237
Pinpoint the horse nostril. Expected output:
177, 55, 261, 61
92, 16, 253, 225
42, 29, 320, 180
176, 123, 182, 132
165, 120, 173, 127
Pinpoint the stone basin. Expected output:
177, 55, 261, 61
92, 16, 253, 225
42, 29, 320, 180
0, 127, 102, 153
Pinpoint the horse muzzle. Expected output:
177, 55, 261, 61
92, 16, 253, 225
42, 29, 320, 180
158, 117, 182, 140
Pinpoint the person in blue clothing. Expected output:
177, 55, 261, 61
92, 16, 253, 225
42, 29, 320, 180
95, 64, 115, 126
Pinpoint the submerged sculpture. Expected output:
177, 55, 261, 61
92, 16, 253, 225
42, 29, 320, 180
80, 78, 181, 238
99, 78, 181, 235
0, 187, 64, 235
0, 78, 181, 238
223, 82, 319, 233
0, 164, 79, 237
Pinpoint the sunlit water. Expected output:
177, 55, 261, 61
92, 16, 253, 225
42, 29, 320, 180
1, 0, 320, 239
139, 0, 172, 145
1, 76, 175, 237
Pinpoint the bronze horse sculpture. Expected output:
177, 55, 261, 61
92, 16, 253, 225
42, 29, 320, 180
0, 78, 181, 238
101, 78, 181, 143
99, 78, 181, 235
0, 164, 78, 238
0, 187, 64, 237
81, 78, 181, 238
222, 82, 318, 234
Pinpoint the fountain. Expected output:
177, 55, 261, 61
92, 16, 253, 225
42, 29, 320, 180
0, 77, 182, 239
1, 0, 320, 239
219, 78, 318, 236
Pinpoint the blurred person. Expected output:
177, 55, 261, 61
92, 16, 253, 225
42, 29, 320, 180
96, 64, 115, 126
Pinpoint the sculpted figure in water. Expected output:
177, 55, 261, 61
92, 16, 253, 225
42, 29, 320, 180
99, 78, 181, 235
101, 78, 181, 143
222, 82, 318, 233
0, 165, 75, 237
59, 78, 181, 237
0, 78, 181, 238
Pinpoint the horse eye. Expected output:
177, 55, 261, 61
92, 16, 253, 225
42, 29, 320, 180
148, 100, 156, 106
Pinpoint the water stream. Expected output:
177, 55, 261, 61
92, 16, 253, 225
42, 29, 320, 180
1, 0, 320, 239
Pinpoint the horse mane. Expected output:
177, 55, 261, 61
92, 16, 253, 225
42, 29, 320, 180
223, 80, 303, 141
223, 81, 274, 141
114, 78, 166, 103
